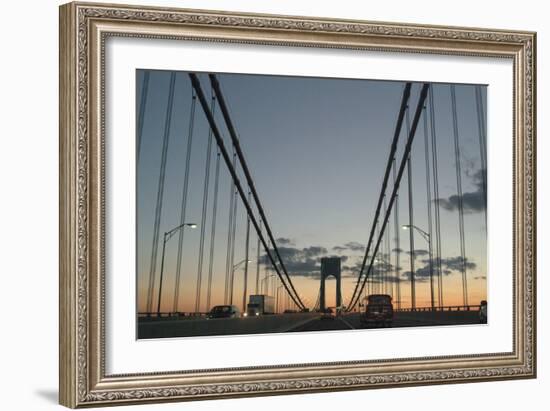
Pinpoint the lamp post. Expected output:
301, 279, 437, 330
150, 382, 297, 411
260, 273, 277, 295
156, 222, 197, 316
229, 259, 251, 307
402, 224, 434, 310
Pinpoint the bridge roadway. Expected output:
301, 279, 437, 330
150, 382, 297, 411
289, 310, 481, 332
138, 310, 481, 339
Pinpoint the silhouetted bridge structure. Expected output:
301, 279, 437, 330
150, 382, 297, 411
137, 71, 487, 336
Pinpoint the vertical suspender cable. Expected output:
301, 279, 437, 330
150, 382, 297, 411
422, 105, 435, 310
206, 148, 221, 311
242, 190, 252, 312
228, 187, 238, 304
386, 195, 391, 296
366, 268, 370, 298
266, 260, 270, 295
429, 86, 444, 308
450, 85, 468, 306
406, 107, 416, 310
224, 150, 236, 304
376, 220, 381, 294
172, 89, 196, 313
255, 220, 262, 294
382, 195, 390, 294
475, 85, 488, 222
392, 159, 402, 309
364, 269, 369, 301
146, 72, 176, 313
136, 70, 150, 163
194, 94, 216, 313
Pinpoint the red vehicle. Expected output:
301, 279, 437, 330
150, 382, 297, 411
360, 294, 393, 327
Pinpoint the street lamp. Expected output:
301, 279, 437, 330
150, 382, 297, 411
156, 222, 197, 316
402, 224, 429, 241
229, 259, 251, 307
260, 273, 277, 295
402, 224, 435, 310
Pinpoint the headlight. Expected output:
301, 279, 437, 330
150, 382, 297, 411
243, 312, 248, 317
255, 312, 260, 316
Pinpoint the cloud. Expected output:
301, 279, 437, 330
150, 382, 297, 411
436, 168, 487, 213
342, 258, 400, 279
301, 246, 327, 258
332, 241, 366, 253
403, 266, 452, 282
402, 271, 428, 282
260, 241, 359, 279
345, 242, 366, 252
275, 237, 294, 246
405, 249, 429, 259
429, 256, 477, 271
401, 256, 477, 282
260, 245, 329, 278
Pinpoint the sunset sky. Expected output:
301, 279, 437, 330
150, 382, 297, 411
136, 70, 487, 313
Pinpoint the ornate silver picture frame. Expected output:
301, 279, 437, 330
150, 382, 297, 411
59, 2, 536, 408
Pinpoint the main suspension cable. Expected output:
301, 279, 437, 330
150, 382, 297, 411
347, 83, 412, 307
191, 73, 305, 310
348, 84, 429, 311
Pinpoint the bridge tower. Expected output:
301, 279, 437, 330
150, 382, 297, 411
319, 257, 342, 312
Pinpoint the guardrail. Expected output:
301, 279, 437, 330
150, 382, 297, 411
394, 305, 481, 312
137, 312, 209, 318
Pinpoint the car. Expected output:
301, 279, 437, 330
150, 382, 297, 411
479, 300, 488, 323
320, 307, 335, 320
360, 294, 393, 327
207, 305, 241, 319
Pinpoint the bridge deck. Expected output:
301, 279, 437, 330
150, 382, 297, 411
138, 310, 482, 339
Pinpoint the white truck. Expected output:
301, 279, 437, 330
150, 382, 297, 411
246, 294, 275, 317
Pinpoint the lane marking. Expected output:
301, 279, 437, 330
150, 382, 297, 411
338, 317, 356, 330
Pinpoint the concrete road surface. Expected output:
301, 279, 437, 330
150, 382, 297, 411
138, 310, 483, 338
290, 311, 482, 332
138, 312, 318, 339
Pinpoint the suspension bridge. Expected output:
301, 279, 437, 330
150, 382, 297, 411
136, 72, 487, 338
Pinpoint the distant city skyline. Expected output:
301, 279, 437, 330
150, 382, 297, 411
136, 70, 487, 314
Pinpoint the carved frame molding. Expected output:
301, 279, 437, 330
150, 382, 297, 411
59, 2, 536, 407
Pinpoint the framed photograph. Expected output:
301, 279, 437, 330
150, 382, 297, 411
59, 2, 536, 408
